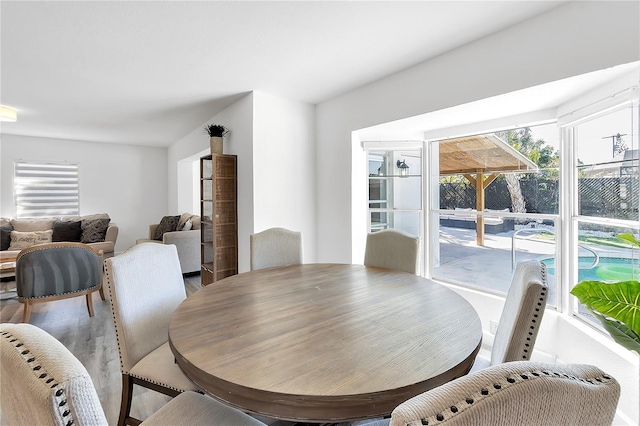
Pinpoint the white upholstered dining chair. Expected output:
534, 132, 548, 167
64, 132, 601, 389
470, 259, 548, 372
250, 227, 303, 270
104, 242, 201, 426
359, 361, 620, 426
0, 323, 267, 426
364, 229, 420, 274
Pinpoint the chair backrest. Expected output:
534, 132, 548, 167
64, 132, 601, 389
16, 242, 101, 299
389, 361, 620, 426
250, 227, 303, 270
491, 260, 548, 365
104, 242, 186, 373
0, 323, 108, 426
364, 229, 420, 274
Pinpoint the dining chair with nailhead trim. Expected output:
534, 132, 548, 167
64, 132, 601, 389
470, 260, 549, 372
104, 243, 201, 426
0, 323, 268, 426
250, 227, 303, 270
358, 361, 620, 426
364, 229, 420, 275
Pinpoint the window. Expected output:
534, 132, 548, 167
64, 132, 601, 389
364, 142, 424, 272
568, 101, 639, 324
367, 148, 422, 236
430, 125, 560, 305
359, 83, 639, 331
14, 161, 79, 218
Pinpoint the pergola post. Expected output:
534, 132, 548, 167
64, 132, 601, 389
476, 172, 485, 246
463, 172, 500, 246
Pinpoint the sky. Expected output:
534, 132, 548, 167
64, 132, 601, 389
529, 106, 637, 167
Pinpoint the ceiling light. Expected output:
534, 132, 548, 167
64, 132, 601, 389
0, 105, 17, 122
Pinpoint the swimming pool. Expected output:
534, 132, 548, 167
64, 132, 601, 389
542, 256, 639, 282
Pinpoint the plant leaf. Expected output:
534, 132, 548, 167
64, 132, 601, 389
591, 311, 640, 354
571, 280, 640, 335
616, 232, 640, 248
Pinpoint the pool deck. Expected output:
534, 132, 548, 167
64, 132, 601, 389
436, 225, 637, 303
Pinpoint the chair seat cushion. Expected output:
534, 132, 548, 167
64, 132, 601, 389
129, 342, 200, 392
143, 391, 267, 426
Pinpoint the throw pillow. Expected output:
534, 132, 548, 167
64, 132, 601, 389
177, 212, 194, 231
9, 230, 53, 250
182, 220, 193, 231
154, 215, 180, 240
52, 220, 82, 242
1, 224, 14, 251
10, 218, 56, 232
81, 218, 111, 243
190, 215, 201, 230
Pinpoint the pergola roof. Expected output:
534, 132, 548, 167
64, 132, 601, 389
439, 134, 538, 175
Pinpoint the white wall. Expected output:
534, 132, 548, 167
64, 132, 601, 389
169, 93, 255, 271
253, 92, 316, 263
0, 134, 166, 252
315, 0, 640, 264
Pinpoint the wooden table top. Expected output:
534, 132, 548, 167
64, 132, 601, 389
169, 264, 482, 423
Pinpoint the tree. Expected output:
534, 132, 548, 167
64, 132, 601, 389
496, 128, 560, 215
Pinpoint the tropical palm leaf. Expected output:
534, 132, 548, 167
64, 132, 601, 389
616, 233, 640, 248
571, 280, 640, 335
590, 311, 640, 354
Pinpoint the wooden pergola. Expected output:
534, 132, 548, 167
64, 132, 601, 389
438, 134, 538, 245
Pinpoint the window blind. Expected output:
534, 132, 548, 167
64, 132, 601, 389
14, 161, 79, 218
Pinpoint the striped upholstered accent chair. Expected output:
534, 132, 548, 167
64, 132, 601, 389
471, 260, 548, 372
250, 227, 303, 270
360, 361, 620, 426
364, 229, 420, 274
0, 323, 268, 426
16, 242, 103, 323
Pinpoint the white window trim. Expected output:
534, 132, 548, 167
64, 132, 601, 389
561, 91, 639, 321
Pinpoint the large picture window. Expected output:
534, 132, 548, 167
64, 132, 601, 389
430, 124, 560, 306
14, 161, 80, 218
361, 85, 639, 331
569, 102, 639, 324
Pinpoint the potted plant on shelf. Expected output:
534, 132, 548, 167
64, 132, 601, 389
203, 124, 229, 155
571, 233, 640, 354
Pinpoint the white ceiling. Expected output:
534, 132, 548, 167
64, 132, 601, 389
0, 1, 570, 147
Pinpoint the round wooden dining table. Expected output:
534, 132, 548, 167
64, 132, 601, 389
169, 264, 482, 423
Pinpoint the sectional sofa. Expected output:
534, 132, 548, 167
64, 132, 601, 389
0, 214, 118, 259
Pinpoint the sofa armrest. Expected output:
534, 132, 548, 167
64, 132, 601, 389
162, 229, 201, 274
162, 229, 200, 246
105, 223, 119, 245
149, 224, 159, 240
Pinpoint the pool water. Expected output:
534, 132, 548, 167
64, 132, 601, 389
542, 257, 639, 282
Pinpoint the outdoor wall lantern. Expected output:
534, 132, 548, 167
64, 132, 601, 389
396, 159, 409, 177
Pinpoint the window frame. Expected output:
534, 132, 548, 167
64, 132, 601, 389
426, 129, 562, 307
560, 91, 639, 323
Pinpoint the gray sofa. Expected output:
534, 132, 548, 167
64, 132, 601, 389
135, 214, 201, 274
1, 214, 118, 259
